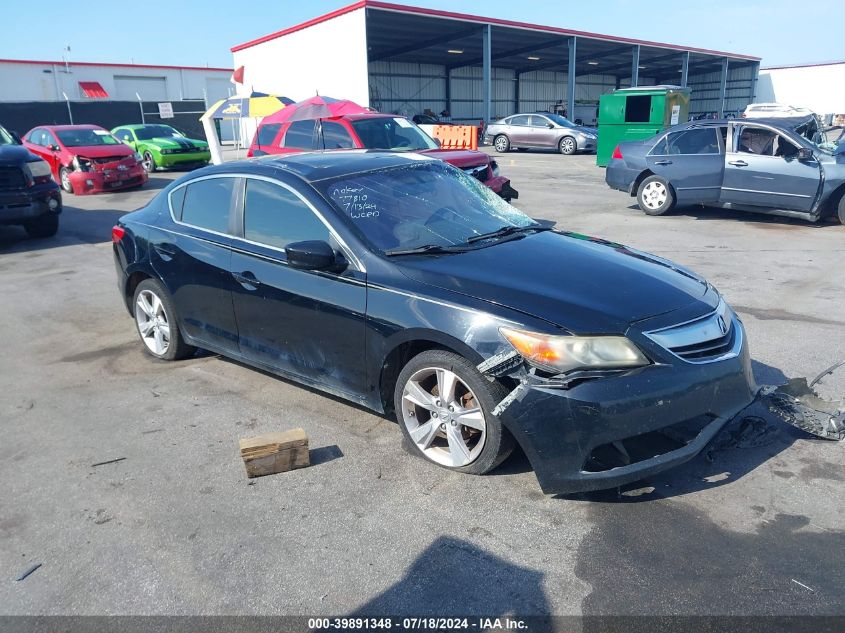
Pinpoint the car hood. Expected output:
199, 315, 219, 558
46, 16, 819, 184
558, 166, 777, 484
68, 144, 135, 159
144, 136, 208, 150
570, 125, 598, 135
0, 144, 40, 163
394, 231, 716, 334
419, 149, 488, 168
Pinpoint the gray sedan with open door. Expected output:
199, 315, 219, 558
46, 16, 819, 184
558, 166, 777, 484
605, 118, 845, 225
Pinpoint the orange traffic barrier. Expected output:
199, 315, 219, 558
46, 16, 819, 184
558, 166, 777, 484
431, 125, 478, 150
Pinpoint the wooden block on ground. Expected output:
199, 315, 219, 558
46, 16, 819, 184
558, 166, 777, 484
239, 428, 309, 478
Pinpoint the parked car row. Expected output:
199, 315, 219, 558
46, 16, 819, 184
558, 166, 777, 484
605, 117, 845, 225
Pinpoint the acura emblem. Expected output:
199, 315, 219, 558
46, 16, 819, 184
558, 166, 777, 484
717, 315, 728, 335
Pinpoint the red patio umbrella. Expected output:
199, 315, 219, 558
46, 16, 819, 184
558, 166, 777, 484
261, 95, 369, 125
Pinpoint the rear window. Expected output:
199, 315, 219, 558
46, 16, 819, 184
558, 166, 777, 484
179, 177, 235, 233
283, 120, 317, 150
255, 123, 281, 148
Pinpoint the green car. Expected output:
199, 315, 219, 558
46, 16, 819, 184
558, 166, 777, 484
111, 124, 211, 172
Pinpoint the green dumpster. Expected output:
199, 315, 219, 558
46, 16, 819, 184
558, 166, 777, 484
596, 86, 690, 166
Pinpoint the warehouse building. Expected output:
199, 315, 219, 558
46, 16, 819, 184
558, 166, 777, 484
231, 0, 761, 126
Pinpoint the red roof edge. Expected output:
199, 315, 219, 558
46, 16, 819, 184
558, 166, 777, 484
231, 0, 760, 61
0, 58, 232, 72
231, 0, 367, 52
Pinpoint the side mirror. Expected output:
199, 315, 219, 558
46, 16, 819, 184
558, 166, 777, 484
285, 240, 341, 271
797, 147, 814, 161
547, 123, 555, 129
49, 144, 60, 152
432, 137, 442, 148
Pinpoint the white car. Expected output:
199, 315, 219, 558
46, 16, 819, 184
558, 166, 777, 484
743, 103, 814, 118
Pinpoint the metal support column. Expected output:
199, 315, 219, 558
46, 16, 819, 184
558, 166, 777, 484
482, 24, 492, 124
749, 61, 760, 103
631, 45, 640, 88
567, 36, 577, 120
514, 72, 520, 114
680, 51, 689, 87
445, 67, 452, 118
718, 57, 729, 117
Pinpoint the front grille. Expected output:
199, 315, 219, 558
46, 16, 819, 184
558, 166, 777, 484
0, 166, 26, 191
645, 300, 740, 363
669, 327, 736, 361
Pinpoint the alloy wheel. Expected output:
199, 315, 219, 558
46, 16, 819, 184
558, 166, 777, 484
400, 367, 486, 467
142, 151, 155, 173
494, 136, 509, 152
60, 168, 71, 192
642, 181, 668, 210
561, 137, 575, 154
135, 289, 171, 356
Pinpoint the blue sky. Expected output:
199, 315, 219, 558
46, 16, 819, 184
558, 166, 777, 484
1, 0, 839, 69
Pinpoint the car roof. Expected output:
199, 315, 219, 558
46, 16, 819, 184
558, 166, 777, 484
42, 124, 104, 131
118, 124, 172, 130
201, 150, 437, 183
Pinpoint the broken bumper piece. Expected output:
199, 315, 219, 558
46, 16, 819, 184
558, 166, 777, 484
759, 374, 844, 441
484, 336, 758, 495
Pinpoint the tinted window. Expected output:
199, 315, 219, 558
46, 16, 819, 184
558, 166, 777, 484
509, 115, 530, 126
179, 178, 235, 233
321, 121, 354, 149
27, 129, 45, 145
625, 95, 652, 123
656, 128, 720, 155
283, 120, 316, 150
169, 186, 187, 218
115, 129, 134, 143
529, 115, 550, 128
243, 179, 329, 249
43, 131, 58, 147
255, 123, 281, 147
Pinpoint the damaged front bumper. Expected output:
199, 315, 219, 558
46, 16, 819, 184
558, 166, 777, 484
481, 330, 758, 495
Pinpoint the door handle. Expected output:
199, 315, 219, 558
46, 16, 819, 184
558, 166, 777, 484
728, 160, 748, 167
654, 160, 673, 166
232, 271, 260, 289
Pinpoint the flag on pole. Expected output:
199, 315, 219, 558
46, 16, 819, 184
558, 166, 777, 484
231, 66, 245, 84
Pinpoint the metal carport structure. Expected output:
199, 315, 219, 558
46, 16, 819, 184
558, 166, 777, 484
232, 1, 760, 126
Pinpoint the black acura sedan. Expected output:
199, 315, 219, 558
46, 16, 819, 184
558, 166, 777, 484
113, 151, 757, 494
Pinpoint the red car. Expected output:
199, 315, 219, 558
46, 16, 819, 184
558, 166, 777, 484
247, 113, 517, 200
23, 125, 147, 195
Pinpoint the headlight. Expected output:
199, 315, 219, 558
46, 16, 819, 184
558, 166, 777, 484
500, 327, 648, 374
27, 160, 52, 178
72, 156, 92, 172
582, 133, 596, 139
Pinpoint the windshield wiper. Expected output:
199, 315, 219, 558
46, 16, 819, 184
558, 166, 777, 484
384, 244, 467, 256
465, 224, 552, 244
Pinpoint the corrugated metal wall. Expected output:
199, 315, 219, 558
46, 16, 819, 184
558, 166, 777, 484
369, 60, 754, 123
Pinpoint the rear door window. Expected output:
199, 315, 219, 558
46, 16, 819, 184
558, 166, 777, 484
255, 123, 281, 148
242, 179, 330, 250
179, 177, 236, 233
654, 128, 721, 155
283, 120, 317, 150
509, 115, 530, 126
321, 121, 354, 149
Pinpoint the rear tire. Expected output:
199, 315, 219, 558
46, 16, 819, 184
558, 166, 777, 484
636, 175, 676, 216
493, 135, 510, 153
394, 350, 514, 475
132, 279, 196, 361
23, 214, 58, 238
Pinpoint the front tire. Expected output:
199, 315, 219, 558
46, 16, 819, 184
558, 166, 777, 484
559, 136, 577, 155
142, 151, 157, 173
133, 279, 196, 361
23, 214, 58, 238
59, 166, 73, 193
838, 195, 845, 226
493, 135, 510, 153
636, 175, 676, 216
394, 350, 514, 475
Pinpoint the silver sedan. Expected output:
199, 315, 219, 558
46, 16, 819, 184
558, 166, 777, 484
484, 113, 598, 155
